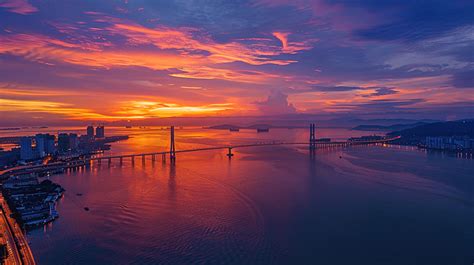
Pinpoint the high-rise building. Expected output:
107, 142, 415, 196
20, 137, 34, 160
35, 134, 47, 157
96, 126, 105, 138
58, 133, 70, 153
69, 133, 79, 151
34, 134, 56, 157
425, 136, 474, 150
44, 134, 56, 154
87, 125, 94, 139
35, 134, 46, 157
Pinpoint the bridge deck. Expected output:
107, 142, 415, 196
91, 137, 399, 160
0, 137, 400, 177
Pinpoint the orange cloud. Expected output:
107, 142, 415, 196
0, 98, 129, 120
116, 100, 233, 117
272, 31, 315, 54
273, 32, 289, 50
0, 95, 234, 120
0, 18, 317, 87
170, 66, 281, 83
0, 33, 202, 67
0, 33, 286, 83
110, 23, 306, 66
0, 86, 81, 97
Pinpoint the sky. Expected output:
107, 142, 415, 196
0, 0, 473, 125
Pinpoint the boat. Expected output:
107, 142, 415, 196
229, 128, 240, 132
256, 128, 269, 133
125, 125, 132, 128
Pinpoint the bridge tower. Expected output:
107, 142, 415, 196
309, 123, 316, 151
227, 147, 234, 158
170, 126, 176, 162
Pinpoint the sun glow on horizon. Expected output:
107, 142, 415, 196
0, 98, 235, 121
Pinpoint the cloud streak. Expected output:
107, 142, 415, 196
0, 0, 472, 122
0, 0, 37, 14
0, 19, 316, 84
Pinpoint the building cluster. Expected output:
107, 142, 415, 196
425, 136, 474, 151
1, 173, 64, 228
19, 125, 106, 161
20, 134, 56, 160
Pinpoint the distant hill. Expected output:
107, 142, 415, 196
106, 115, 442, 128
352, 122, 429, 131
206, 124, 241, 130
245, 124, 272, 129
389, 119, 474, 138
206, 124, 305, 130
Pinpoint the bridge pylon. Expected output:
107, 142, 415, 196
309, 123, 316, 151
170, 126, 176, 162
227, 147, 234, 158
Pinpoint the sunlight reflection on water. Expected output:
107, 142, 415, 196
22, 127, 474, 265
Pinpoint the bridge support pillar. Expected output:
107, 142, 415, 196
170, 126, 176, 163
98, 159, 101, 165
120, 157, 123, 165
162, 153, 166, 163
227, 147, 234, 158
309, 123, 316, 152
108, 158, 111, 166
142, 155, 145, 164
152, 155, 155, 162
131, 156, 135, 166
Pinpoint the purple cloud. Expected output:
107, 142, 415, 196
0, 0, 37, 14
254, 90, 297, 115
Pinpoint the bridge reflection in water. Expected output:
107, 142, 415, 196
1, 124, 400, 177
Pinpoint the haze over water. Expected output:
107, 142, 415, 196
20, 127, 474, 265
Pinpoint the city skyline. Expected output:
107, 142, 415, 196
1, 0, 473, 125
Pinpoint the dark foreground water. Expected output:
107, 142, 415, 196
24, 128, 474, 265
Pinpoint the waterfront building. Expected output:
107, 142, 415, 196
96, 126, 105, 138
3, 174, 39, 189
35, 134, 56, 157
20, 137, 34, 160
425, 136, 473, 150
45, 134, 56, 154
2, 175, 64, 228
69, 133, 79, 151
0, 148, 20, 168
58, 133, 70, 153
35, 134, 46, 157
87, 125, 94, 139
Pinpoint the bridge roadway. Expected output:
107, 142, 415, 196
91, 136, 399, 160
1, 136, 400, 177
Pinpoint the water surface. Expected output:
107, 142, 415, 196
21, 128, 474, 265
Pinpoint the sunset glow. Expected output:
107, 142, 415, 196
0, 0, 473, 124
1, 2, 474, 264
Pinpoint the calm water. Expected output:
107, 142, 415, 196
13, 127, 474, 265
